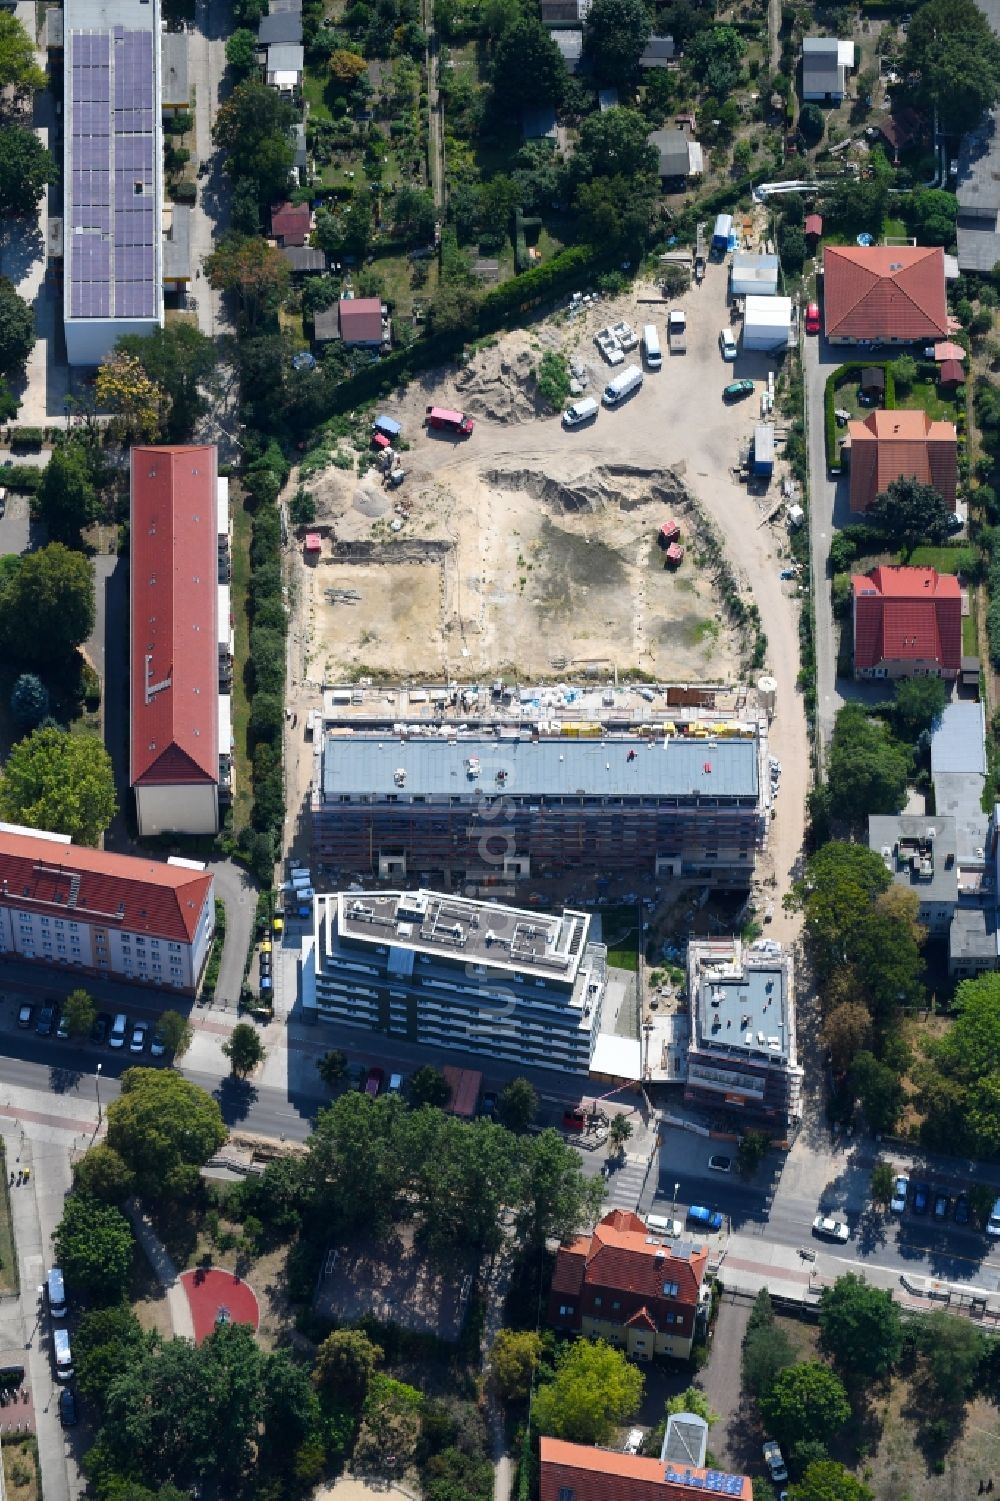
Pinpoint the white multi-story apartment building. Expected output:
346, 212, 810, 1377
0, 825, 215, 993
302, 889, 608, 1074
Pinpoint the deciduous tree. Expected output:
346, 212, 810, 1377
868, 476, 953, 554
212, 80, 295, 204
0, 13, 46, 93
574, 106, 659, 181
742, 1289, 795, 1400
893, 675, 948, 739
490, 1329, 542, 1403
117, 325, 217, 442
582, 0, 651, 85
406, 1063, 451, 1108
313, 1328, 383, 1405
225, 27, 259, 77
821, 1001, 872, 1073
789, 1461, 874, 1501
72, 1144, 136, 1205
38, 438, 99, 545
870, 1159, 896, 1209
206, 235, 291, 331
903, 0, 1000, 134
329, 47, 368, 87
106, 1069, 227, 1200
74, 1304, 146, 1408
96, 352, 168, 443
0, 542, 95, 665
222, 1022, 266, 1078
54, 1194, 134, 1303
0, 276, 36, 374
63, 988, 96, 1038
0, 726, 115, 845
498, 1076, 538, 1132
792, 841, 891, 984
533, 1338, 644, 1445
0, 126, 56, 218
850, 1050, 904, 1134
819, 1273, 903, 1381
759, 1361, 850, 1448
825, 704, 910, 828
688, 25, 745, 95
798, 102, 825, 148
915, 1308, 986, 1406
156, 1009, 193, 1060
317, 1048, 349, 1088
917, 972, 1000, 1155
9, 673, 49, 729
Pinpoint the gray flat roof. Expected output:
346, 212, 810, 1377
162, 31, 188, 102
950, 906, 998, 962
691, 942, 792, 1062
931, 775, 988, 866
322, 733, 760, 801
334, 888, 593, 983
162, 204, 191, 281
259, 11, 302, 41
932, 701, 986, 777
868, 814, 958, 906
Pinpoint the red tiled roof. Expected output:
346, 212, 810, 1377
846, 408, 957, 513
338, 296, 383, 343
270, 200, 311, 245
0, 830, 213, 943
547, 1210, 708, 1334
824, 245, 948, 341
932, 341, 966, 362
804, 213, 823, 236
852, 566, 961, 673
939, 359, 965, 386
539, 1438, 752, 1501
130, 446, 219, 789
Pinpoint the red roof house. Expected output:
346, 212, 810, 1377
539, 1438, 752, 1501
852, 565, 962, 680
548, 1209, 708, 1359
846, 408, 957, 514
0, 827, 215, 992
270, 200, 312, 246
823, 245, 948, 343
130, 446, 220, 837
338, 296, 386, 346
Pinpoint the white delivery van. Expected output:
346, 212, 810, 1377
109, 1013, 128, 1049
603, 365, 643, 407
562, 397, 599, 428
52, 1327, 73, 1381
47, 1268, 67, 1319
642, 324, 662, 370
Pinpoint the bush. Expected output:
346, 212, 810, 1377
7, 428, 44, 449
2, 463, 44, 493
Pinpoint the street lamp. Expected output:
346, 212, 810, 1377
672, 1181, 680, 1216
95, 1063, 103, 1127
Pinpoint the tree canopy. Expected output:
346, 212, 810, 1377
406, 1064, 451, 1109
582, 0, 652, 85
10, 674, 49, 730
818, 1273, 903, 1381
106, 1069, 228, 1200
759, 1361, 850, 1448
212, 81, 296, 205
491, 16, 566, 109
824, 704, 910, 830
63, 988, 96, 1038
497, 1076, 538, 1132
688, 25, 745, 95
0, 276, 37, 375
533, 1338, 644, 1444
868, 476, 954, 554
490, 1329, 543, 1403
0, 726, 116, 846
0, 126, 57, 219
917, 972, 1000, 1155
38, 438, 99, 545
0, 13, 46, 93
573, 107, 659, 183
54, 1194, 134, 1303
205, 236, 291, 332
893, 675, 947, 740
116, 324, 218, 442
0, 542, 95, 664
903, 0, 1000, 134
222, 1022, 267, 1077
789, 1461, 874, 1501
96, 352, 168, 444
793, 841, 891, 984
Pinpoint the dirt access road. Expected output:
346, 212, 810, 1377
287, 267, 809, 927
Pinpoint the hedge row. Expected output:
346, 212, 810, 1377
0, 464, 45, 493
824, 361, 897, 471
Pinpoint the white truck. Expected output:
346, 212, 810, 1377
668, 308, 687, 353
602, 364, 643, 407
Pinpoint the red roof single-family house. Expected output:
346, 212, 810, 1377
338, 296, 385, 346
131, 445, 220, 838
548, 1209, 708, 1360
539, 1438, 752, 1501
852, 565, 962, 680
270, 200, 312, 247
846, 408, 957, 514
823, 245, 948, 343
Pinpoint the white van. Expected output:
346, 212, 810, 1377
562, 397, 599, 428
642, 324, 662, 370
603, 364, 643, 407
109, 1013, 128, 1049
988, 1197, 1000, 1237
645, 1213, 682, 1237
52, 1327, 73, 1381
46, 1268, 66, 1319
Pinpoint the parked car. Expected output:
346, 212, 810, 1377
91, 1013, 110, 1045
59, 1388, 78, 1427
954, 1193, 971, 1226
150, 1026, 167, 1059
805, 302, 821, 334
687, 1205, 724, 1231
129, 1021, 149, 1054
890, 1174, 909, 1214
987, 1196, 1000, 1237
723, 379, 754, 400
912, 1181, 931, 1214
933, 1193, 950, 1220
364, 1067, 384, 1099
708, 1154, 732, 1173
762, 1441, 788, 1483
623, 1428, 644, 1455
718, 328, 738, 361
36, 1004, 56, 1038
479, 1090, 498, 1118
16, 1004, 32, 1029
56, 1010, 70, 1040
812, 1214, 850, 1243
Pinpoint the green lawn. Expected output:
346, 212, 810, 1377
598, 905, 641, 973
902, 545, 975, 573
898, 380, 962, 422
963, 607, 979, 655
303, 66, 333, 123
883, 217, 908, 239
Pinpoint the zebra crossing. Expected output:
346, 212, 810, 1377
602, 1151, 652, 1214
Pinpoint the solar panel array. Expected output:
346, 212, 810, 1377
68, 24, 158, 322
664, 1469, 744, 1495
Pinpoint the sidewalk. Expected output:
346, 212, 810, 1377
124, 1200, 194, 1340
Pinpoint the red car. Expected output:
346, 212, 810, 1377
805, 302, 821, 335
364, 1067, 385, 1099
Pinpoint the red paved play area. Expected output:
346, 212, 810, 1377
179, 1268, 260, 1345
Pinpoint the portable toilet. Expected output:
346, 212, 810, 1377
658, 520, 681, 548
664, 542, 685, 568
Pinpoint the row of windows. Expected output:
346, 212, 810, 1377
15, 916, 184, 954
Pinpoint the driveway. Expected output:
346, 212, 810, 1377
187, 0, 230, 337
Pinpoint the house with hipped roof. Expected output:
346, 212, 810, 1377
548, 1209, 708, 1360
846, 408, 957, 514
852, 565, 961, 681
823, 245, 949, 343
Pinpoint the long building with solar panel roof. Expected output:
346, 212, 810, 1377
64, 0, 164, 365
